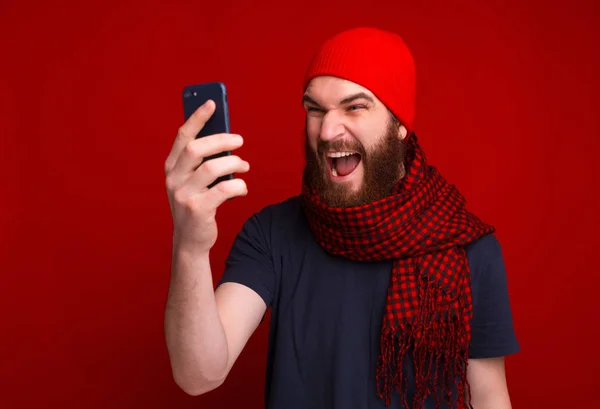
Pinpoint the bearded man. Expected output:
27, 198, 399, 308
164, 27, 520, 409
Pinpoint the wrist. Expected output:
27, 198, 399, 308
172, 235, 210, 260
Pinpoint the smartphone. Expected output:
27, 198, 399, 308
182, 82, 233, 189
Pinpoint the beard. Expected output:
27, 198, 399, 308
303, 118, 407, 208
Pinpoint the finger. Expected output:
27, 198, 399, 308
170, 133, 244, 178
206, 178, 249, 207
164, 100, 216, 173
179, 155, 250, 196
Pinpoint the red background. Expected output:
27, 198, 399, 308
1, 0, 599, 408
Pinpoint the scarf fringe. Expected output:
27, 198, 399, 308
376, 278, 471, 409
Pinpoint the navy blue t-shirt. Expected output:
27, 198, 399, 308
218, 196, 519, 409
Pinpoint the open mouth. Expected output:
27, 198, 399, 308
325, 151, 362, 178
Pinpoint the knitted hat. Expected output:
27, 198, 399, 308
303, 27, 417, 135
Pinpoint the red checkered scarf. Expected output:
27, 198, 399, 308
301, 135, 494, 408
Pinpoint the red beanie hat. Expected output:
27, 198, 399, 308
303, 27, 417, 135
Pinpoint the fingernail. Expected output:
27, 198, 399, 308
233, 134, 243, 142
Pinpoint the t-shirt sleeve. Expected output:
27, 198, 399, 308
216, 209, 277, 308
468, 234, 520, 359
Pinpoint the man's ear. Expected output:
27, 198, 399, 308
399, 125, 408, 140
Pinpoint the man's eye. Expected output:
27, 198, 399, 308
348, 104, 366, 111
307, 107, 324, 113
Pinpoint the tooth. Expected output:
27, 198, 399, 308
332, 167, 338, 177
327, 152, 353, 158
327, 151, 356, 158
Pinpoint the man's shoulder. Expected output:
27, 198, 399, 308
252, 195, 303, 222
464, 233, 504, 270
242, 195, 304, 236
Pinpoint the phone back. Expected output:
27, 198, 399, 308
182, 82, 233, 187
182, 82, 230, 138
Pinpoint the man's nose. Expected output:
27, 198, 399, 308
319, 111, 345, 142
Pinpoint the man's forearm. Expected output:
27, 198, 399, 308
466, 357, 512, 409
468, 392, 512, 409
164, 247, 229, 395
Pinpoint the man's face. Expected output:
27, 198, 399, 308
303, 76, 407, 208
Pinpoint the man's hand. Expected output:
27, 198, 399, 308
164, 99, 250, 254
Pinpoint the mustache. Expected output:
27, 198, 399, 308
316, 138, 366, 156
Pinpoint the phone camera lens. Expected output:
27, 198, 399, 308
184, 90, 192, 98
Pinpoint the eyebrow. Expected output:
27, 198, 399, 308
302, 92, 375, 107
340, 92, 375, 105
